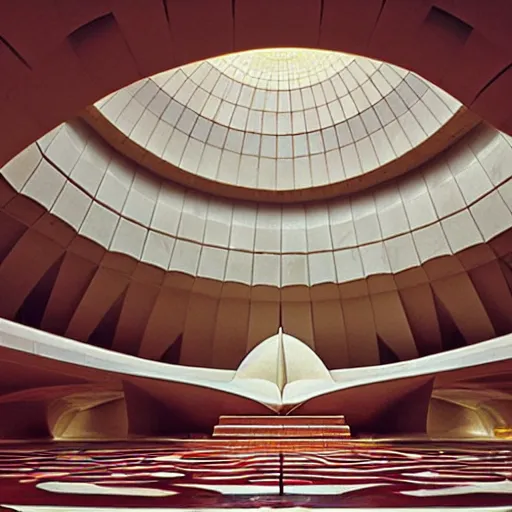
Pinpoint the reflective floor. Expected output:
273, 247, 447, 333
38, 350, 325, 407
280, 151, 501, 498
0, 441, 511, 510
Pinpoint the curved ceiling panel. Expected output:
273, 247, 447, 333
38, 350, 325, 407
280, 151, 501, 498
2, 119, 511, 288
0, 28, 511, 373
1, 117, 512, 369
90, 49, 476, 201
1, 0, 512, 172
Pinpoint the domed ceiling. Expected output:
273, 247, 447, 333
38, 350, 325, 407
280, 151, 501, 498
0, 48, 511, 373
87, 49, 477, 201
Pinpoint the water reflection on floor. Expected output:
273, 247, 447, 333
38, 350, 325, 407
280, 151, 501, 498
0, 440, 511, 510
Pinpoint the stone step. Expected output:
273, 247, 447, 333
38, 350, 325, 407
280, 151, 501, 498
203, 438, 357, 450
218, 415, 346, 426
213, 424, 351, 438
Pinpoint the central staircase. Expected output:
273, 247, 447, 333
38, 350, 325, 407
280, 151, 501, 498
213, 415, 351, 438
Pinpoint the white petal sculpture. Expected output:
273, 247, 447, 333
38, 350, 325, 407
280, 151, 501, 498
0, 318, 510, 437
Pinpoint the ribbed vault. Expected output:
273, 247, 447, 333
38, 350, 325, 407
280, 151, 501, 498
0, 114, 511, 370
0, 1, 512, 375
1, 0, 512, 168
85, 48, 478, 202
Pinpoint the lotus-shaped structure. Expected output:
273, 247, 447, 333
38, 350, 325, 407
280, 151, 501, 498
0, 319, 510, 440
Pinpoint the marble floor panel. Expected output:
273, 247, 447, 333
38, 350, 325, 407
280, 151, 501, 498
0, 441, 510, 510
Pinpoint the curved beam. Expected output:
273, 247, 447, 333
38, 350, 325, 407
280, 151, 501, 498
0, 318, 510, 432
